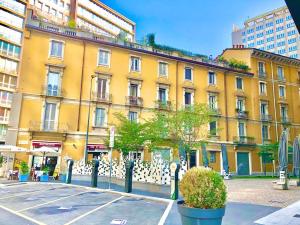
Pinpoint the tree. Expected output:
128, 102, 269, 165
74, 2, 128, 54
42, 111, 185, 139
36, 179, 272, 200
152, 103, 213, 168
258, 142, 279, 176
111, 113, 164, 159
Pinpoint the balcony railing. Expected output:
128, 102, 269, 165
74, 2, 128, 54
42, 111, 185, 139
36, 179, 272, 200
281, 117, 291, 124
42, 85, 63, 97
126, 96, 143, 107
210, 107, 221, 116
92, 92, 112, 103
0, 116, 9, 123
277, 75, 286, 82
233, 136, 256, 145
155, 100, 171, 110
258, 70, 267, 78
236, 109, 249, 119
260, 114, 272, 122
29, 121, 69, 133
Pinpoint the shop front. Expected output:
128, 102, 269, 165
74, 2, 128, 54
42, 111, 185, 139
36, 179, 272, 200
87, 144, 108, 161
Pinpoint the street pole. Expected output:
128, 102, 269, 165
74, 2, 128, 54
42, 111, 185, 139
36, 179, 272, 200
84, 75, 96, 164
109, 126, 115, 190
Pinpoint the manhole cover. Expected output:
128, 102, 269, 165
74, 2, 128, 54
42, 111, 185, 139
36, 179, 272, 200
110, 219, 127, 225
294, 214, 300, 218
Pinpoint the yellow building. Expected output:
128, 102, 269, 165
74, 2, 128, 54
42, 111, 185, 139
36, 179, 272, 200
10, 11, 300, 176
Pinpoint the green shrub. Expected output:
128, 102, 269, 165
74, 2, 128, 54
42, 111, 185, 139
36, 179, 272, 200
179, 167, 227, 209
0, 155, 3, 167
42, 166, 50, 175
19, 161, 29, 175
228, 59, 250, 71
68, 19, 76, 29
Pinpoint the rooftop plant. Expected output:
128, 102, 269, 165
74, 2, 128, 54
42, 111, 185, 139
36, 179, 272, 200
179, 167, 227, 209
228, 58, 250, 71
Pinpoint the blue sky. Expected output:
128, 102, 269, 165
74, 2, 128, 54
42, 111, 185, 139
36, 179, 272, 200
101, 0, 286, 57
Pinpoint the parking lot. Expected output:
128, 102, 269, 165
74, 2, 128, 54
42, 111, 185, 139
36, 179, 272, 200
0, 182, 171, 225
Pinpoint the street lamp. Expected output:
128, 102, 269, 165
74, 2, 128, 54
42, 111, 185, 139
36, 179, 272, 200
84, 74, 96, 164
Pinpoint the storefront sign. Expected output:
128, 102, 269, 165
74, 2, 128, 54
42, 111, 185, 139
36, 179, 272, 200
32, 141, 62, 148
87, 144, 106, 151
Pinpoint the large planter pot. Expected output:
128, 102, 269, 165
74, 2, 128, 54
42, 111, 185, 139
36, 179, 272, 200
177, 201, 225, 225
19, 174, 29, 182
40, 175, 49, 182
59, 174, 67, 183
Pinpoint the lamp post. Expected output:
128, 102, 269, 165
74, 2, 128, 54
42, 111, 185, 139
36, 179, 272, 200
84, 74, 96, 164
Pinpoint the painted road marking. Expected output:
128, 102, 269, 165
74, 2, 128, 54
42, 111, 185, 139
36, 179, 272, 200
0, 205, 45, 225
17, 190, 90, 212
64, 196, 125, 225
158, 200, 174, 225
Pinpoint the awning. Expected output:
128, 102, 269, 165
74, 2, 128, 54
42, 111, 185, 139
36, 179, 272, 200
87, 144, 107, 151
32, 141, 62, 148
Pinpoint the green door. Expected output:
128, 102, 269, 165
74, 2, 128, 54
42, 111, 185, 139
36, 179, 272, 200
237, 152, 250, 175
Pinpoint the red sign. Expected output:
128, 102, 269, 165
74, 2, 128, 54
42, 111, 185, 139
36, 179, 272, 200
32, 141, 62, 148
87, 144, 107, 151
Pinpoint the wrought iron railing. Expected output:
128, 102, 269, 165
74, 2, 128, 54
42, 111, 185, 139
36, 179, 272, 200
233, 136, 256, 145
126, 96, 143, 107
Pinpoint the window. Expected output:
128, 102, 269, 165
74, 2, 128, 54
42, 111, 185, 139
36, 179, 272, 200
158, 88, 167, 103
130, 56, 141, 72
184, 67, 192, 80
43, 103, 57, 131
184, 91, 192, 106
259, 82, 267, 95
262, 125, 269, 140
128, 111, 137, 122
0, 91, 12, 105
209, 121, 217, 136
260, 102, 268, 115
47, 72, 60, 96
94, 108, 105, 127
0, 40, 21, 58
208, 71, 216, 85
208, 95, 217, 109
277, 66, 284, 80
279, 86, 285, 98
238, 122, 245, 137
98, 49, 110, 66
129, 83, 138, 97
0, 74, 17, 89
159, 62, 168, 76
97, 78, 107, 100
258, 62, 266, 76
276, 18, 284, 24
236, 77, 243, 90
209, 151, 216, 163
280, 105, 287, 120
236, 98, 245, 111
50, 40, 63, 58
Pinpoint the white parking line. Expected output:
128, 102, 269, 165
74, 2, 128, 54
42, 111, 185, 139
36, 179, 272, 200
0, 205, 46, 225
64, 196, 125, 225
158, 200, 174, 225
17, 190, 90, 212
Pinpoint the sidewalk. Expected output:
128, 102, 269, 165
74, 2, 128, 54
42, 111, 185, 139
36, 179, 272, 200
255, 200, 300, 225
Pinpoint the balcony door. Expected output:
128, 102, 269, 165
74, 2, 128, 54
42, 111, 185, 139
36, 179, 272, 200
238, 122, 245, 137
47, 72, 59, 96
97, 78, 107, 100
158, 88, 166, 103
44, 103, 57, 131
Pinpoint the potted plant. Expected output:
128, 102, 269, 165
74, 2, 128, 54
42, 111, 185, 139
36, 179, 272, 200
178, 167, 227, 225
19, 161, 29, 182
40, 166, 49, 182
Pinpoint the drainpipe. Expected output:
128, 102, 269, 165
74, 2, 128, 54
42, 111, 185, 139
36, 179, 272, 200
77, 41, 86, 131
224, 72, 229, 142
271, 61, 279, 142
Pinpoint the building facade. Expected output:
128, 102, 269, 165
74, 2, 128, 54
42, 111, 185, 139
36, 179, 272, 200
232, 6, 300, 59
0, 0, 27, 143
28, 0, 136, 41
11, 11, 300, 176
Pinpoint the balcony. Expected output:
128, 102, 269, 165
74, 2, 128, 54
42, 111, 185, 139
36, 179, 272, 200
29, 121, 69, 133
258, 70, 267, 79
209, 108, 221, 116
277, 76, 286, 82
42, 85, 63, 98
233, 136, 256, 146
260, 114, 272, 122
126, 96, 143, 107
155, 100, 171, 110
236, 109, 249, 119
92, 92, 112, 104
281, 117, 291, 125
0, 116, 9, 124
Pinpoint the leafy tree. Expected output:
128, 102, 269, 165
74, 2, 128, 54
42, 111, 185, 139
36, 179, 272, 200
152, 104, 213, 168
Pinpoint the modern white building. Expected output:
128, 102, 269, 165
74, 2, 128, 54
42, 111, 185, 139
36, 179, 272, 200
232, 6, 300, 59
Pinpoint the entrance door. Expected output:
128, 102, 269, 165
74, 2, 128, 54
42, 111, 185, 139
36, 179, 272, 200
237, 152, 250, 175
190, 151, 197, 168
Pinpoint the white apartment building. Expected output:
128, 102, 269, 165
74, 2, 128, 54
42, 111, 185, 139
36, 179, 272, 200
28, 0, 136, 41
0, 0, 27, 143
232, 6, 300, 59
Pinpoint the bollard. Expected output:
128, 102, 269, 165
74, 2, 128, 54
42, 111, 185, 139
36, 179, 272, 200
91, 159, 100, 188
66, 159, 74, 184
170, 162, 180, 200
125, 160, 134, 193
